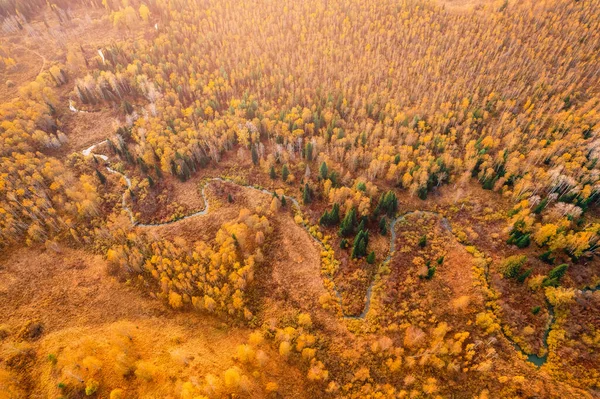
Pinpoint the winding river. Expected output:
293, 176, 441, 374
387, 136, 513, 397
81, 138, 599, 368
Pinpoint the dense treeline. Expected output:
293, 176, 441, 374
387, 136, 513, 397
0, 72, 104, 248
70, 0, 600, 260
106, 208, 272, 322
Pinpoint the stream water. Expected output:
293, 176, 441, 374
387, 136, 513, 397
81, 136, 600, 368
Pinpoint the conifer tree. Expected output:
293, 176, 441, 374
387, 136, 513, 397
339, 208, 357, 237
319, 161, 328, 180
379, 217, 387, 235
351, 229, 369, 259
251, 145, 259, 165
366, 251, 375, 264
303, 183, 311, 204
304, 142, 313, 161
95, 169, 107, 185
282, 164, 289, 182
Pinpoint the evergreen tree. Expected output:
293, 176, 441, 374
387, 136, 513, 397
137, 157, 148, 174
282, 164, 289, 182
426, 265, 436, 280
154, 164, 163, 179
320, 210, 330, 226
281, 195, 287, 207
366, 251, 376, 264
106, 138, 117, 154
517, 268, 533, 283
539, 250, 555, 264
122, 100, 134, 115
228, 194, 234, 203
305, 142, 313, 161
351, 229, 369, 259
319, 161, 328, 180
269, 165, 276, 179
533, 198, 549, 214
303, 183, 312, 204
330, 203, 340, 225
507, 228, 531, 248
320, 203, 340, 226
543, 264, 569, 287
329, 171, 338, 187
356, 219, 365, 234
419, 235, 427, 247
251, 144, 259, 165
379, 217, 387, 235
375, 191, 398, 217
339, 208, 357, 237
95, 169, 106, 185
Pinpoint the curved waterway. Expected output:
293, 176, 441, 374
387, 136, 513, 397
81, 136, 599, 367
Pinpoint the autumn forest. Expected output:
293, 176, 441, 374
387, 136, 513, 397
0, 0, 599, 397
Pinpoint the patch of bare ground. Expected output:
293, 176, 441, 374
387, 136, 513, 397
266, 215, 326, 313
141, 180, 264, 241
265, 209, 353, 340
551, 290, 600, 392
0, 245, 306, 398
435, 191, 553, 354
378, 213, 485, 329
0, 46, 43, 99
431, 183, 600, 356
59, 108, 120, 154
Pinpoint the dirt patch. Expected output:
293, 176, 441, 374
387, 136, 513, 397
60, 108, 121, 154
378, 213, 485, 329
0, 245, 306, 398
141, 180, 264, 241
0, 46, 44, 100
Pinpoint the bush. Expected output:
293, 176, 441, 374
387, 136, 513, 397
426, 266, 436, 280
85, 379, 99, 396
542, 264, 568, 287
539, 250, 555, 264
499, 255, 527, 279
366, 251, 375, 264
516, 268, 533, 283
47, 353, 57, 365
